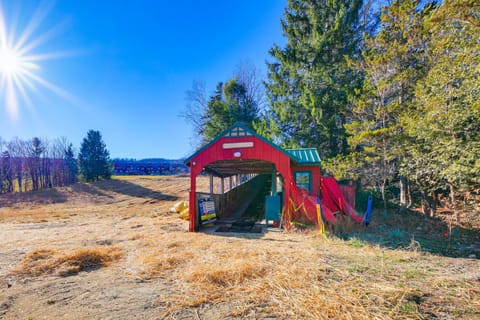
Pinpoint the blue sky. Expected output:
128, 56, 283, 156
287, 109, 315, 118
0, 0, 286, 159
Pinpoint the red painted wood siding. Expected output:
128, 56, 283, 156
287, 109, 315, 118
189, 136, 293, 231
292, 165, 321, 197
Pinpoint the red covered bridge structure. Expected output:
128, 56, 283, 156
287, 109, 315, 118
184, 123, 362, 232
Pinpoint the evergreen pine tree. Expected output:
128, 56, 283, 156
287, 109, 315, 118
402, 0, 480, 212
64, 143, 78, 184
202, 78, 259, 142
265, 0, 363, 158
78, 130, 112, 182
343, 0, 432, 210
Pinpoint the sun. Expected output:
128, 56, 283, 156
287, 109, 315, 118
0, 1, 74, 120
0, 46, 22, 77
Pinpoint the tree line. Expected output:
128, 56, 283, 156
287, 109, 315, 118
0, 130, 112, 194
0, 137, 77, 193
184, 0, 479, 216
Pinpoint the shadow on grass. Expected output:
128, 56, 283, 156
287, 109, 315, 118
209, 230, 266, 240
93, 178, 178, 202
70, 183, 113, 198
0, 188, 68, 207
0, 178, 178, 208
335, 208, 480, 259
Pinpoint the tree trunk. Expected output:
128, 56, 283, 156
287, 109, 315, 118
7, 177, 13, 193
381, 179, 388, 215
420, 191, 436, 217
17, 174, 22, 193
448, 183, 456, 207
399, 175, 408, 208
430, 191, 437, 216
448, 182, 460, 222
416, 174, 435, 217
407, 180, 412, 208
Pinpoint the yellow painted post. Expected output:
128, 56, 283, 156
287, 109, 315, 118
316, 198, 325, 236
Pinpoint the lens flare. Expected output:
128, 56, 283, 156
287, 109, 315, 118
0, 1, 74, 120
0, 47, 21, 75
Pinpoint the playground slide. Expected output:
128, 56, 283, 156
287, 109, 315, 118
289, 177, 363, 225
319, 200, 336, 223
321, 177, 363, 223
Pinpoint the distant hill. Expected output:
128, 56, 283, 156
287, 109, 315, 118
112, 158, 188, 176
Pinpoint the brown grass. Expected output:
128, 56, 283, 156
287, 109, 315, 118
14, 246, 122, 276
2, 176, 479, 320
137, 251, 193, 279
131, 232, 480, 319
187, 260, 266, 287
0, 175, 210, 223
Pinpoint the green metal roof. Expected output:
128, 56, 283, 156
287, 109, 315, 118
286, 148, 321, 165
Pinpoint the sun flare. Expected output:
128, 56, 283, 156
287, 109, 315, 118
0, 46, 22, 76
0, 1, 74, 120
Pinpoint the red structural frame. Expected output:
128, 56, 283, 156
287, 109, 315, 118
185, 122, 325, 232
187, 135, 297, 232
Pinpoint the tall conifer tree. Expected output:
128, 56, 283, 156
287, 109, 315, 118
265, 0, 362, 158
202, 78, 260, 143
79, 130, 112, 182
402, 0, 480, 213
344, 0, 431, 210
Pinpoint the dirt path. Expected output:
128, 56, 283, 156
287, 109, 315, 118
0, 213, 174, 319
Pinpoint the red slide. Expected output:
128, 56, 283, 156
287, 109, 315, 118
319, 201, 336, 223
321, 177, 363, 223
288, 177, 363, 225
289, 181, 336, 223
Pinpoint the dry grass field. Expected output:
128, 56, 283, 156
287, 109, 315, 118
0, 176, 479, 319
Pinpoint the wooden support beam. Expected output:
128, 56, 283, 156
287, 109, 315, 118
271, 165, 276, 196
189, 175, 196, 232
209, 174, 214, 195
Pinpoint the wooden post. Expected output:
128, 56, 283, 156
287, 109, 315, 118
189, 173, 197, 232
271, 165, 276, 196
221, 177, 224, 194
283, 171, 291, 231
229, 176, 233, 190
209, 174, 214, 195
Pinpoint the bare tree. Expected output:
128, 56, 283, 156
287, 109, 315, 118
7, 138, 27, 192
1, 150, 13, 193
0, 138, 4, 193
181, 62, 268, 149
50, 137, 76, 187
181, 80, 208, 147
234, 61, 268, 112
51, 138, 64, 187
40, 138, 51, 189
0, 136, 78, 194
